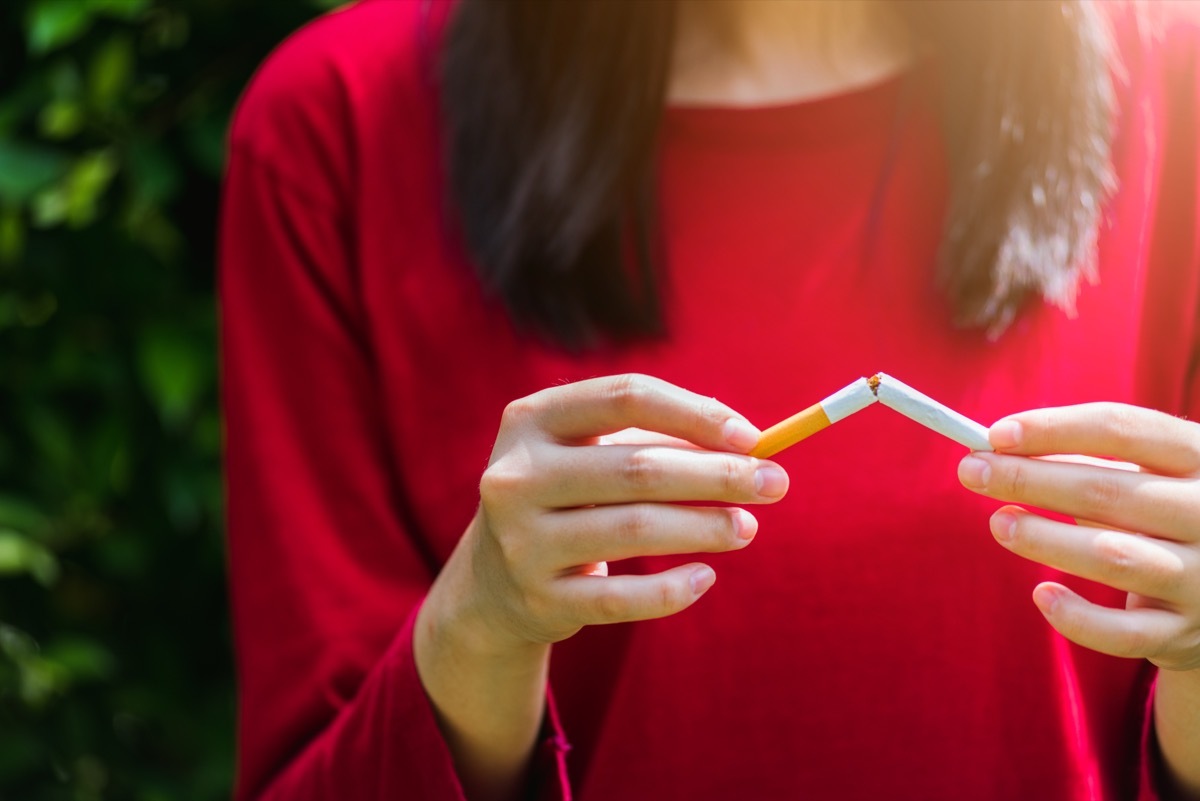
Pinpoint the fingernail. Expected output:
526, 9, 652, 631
1032, 584, 1060, 615
991, 419, 1023, 450
992, 511, 1017, 543
958, 455, 991, 489
731, 508, 758, 541
754, 464, 789, 499
690, 566, 716, 596
723, 418, 761, 451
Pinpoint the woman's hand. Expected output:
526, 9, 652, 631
957, 402, 1200, 669
449, 373, 789, 652
956, 402, 1200, 797
414, 374, 787, 801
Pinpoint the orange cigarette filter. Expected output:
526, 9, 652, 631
749, 377, 880, 459
750, 403, 831, 458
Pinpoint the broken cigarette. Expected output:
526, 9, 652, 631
872, 372, 992, 452
750, 377, 878, 458
750, 372, 993, 458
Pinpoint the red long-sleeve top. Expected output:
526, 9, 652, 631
219, 2, 1200, 799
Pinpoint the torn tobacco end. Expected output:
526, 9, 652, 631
867, 374, 881, 396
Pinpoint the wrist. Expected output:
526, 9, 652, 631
420, 518, 549, 665
414, 521, 552, 801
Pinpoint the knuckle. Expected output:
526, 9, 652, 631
1181, 431, 1200, 473
1024, 409, 1054, 441
479, 460, 523, 505
608, 373, 652, 412
718, 457, 744, 497
502, 396, 536, 426
694, 397, 724, 432
593, 583, 629, 622
1100, 404, 1139, 451
1092, 531, 1136, 579
657, 580, 684, 613
719, 511, 742, 548
479, 512, 532, 573
1002, 460, 1029, 498
494, 528, 531, 571
619, 505, 656, 547
621, 449, 661, 490
478, 467, 502, 506
1081, 473, 1124, 514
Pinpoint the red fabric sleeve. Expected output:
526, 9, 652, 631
220, 142, 456, 800
218, 146, 571, 800
1137, 676, 1162, 801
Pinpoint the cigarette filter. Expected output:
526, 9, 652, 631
873, 372, 993, 452
750, 377, 878, 458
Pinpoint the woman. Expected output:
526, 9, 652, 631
219, 1, 1200, 799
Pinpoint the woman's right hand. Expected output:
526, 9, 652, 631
442, 373, 790, 652
414, 374, 788, 799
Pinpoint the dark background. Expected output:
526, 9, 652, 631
0, 1, 334, 797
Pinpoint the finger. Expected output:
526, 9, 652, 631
990, 506, 1191, 600
989, 403, 1200, 476
599, 427, 701, 450
958, 452, 1198, 542
541, 444, 788, 507
1035, 455, 1138, 529
548, 504, 756, 567
516, 374, 760, 453
1036, 453, 1139, 472
561, 562, 717, 626
1032, 581, 1182, 661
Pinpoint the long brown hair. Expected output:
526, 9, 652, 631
439, 1, 1116, 348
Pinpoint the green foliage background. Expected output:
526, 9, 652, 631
0, 1, 335, 797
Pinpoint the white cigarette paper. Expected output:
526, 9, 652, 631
873, 372, 993, 452
821, 377, 879, 422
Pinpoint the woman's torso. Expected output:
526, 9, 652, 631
248, 2, 1199, 797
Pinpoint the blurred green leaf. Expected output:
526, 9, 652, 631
19, 656, 68, 707
25, 1, 95, 54
137, 326, 209, 428
0, 141, 70, 203
0, 529, 60, 586
31, 185, 69, 227
0, 206, 25, 265
0, 496, 50, 538
92, 0, 152, 21
88, 35, 135, 109
64, 150, 119, 228
47, 59, 84, 100
43, 638, 116, 683
37, 99, 85, 140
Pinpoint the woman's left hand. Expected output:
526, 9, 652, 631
957, 402, 1200, 672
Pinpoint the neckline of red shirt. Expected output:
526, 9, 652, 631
661, 69, 910, 149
